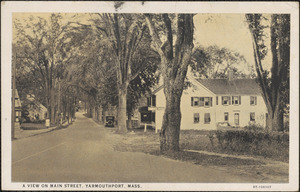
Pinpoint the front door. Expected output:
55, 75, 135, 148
234, 113, 239, 126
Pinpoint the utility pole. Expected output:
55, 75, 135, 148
58, 78, 61, 126
11, 53, 16, 140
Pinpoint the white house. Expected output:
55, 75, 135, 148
146, 75, 268, 130
25, 94, 48, 121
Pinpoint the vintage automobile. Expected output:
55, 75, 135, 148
105, 116, 115, 127
217, 122, 240, 130
217, 122, 233, 129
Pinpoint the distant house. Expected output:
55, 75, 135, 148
13, 89, 22, 122
24, 94, 48, 121
144, 74, 268, 130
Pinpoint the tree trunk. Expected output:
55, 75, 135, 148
145, 14, 194, 152
117, 84, 128, 133
50, 86, 56, 124
160, 89, 182, 152
267, 108, 284, 132
98, 106, 102, 123
69, 98, 73, 122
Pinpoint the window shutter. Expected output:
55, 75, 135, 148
191, 97, 194, 106
239, 96, 241, 104
255, 96, 257, 105
229, 96, 231, 105
222, 96, 224, 105
216, 96, 218, 105
147, 97, 150, 106
152, 95, 156, 107
210, 97, 213, 106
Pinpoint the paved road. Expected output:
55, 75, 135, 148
12, 112, 257, 183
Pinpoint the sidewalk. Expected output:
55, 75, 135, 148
184, 149, 288, 166
14, 121, 71, 140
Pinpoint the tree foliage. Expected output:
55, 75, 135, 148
90, 13, 158, 132
190, 45, 255, 79
13, 13, 89, 123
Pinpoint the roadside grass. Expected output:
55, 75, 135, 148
114, 129, 160, 155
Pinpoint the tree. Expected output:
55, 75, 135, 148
14, 13, 89, 124
246, 14, 290, 131
190, 45, 255, 79
145, 14, 194, 152
92, 13, 152, 133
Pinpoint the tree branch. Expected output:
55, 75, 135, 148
145, 14, 163, 53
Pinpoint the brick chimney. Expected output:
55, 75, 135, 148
228, 69, 234, 81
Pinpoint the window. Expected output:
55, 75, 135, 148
224, 112, 229, 121
204, 113, 211, 124
232, 96, 241, 105
250, 112, 255, 121
147, 95, 156, 107
222, 96, 230, 105
204, 97, 211, 107
152, 95, 156, 107
192, 97, 212, 107
250, 96, 257, 105
234, 113, 239, 125
194, 113, 199, 123
191, 97, 199, 106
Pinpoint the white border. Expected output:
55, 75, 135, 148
1, 1, 299, 191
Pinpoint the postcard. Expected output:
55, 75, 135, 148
1, 1, 299, 191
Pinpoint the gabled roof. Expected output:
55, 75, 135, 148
25, 94, 47, 111
151, 85, 164, 95
196, 79, 262, 95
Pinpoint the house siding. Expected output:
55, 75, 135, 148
153, 78, 267, 131
215, 95, 267, 128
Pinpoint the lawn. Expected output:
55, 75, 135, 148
113, 129, 289, 163
112, 128, 289, 182
113, 130, 265, 166
180, 130, 289, 162
21, 123, 47, 130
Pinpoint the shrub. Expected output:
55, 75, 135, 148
244, 122, 264, 131
214, 130, 289, 161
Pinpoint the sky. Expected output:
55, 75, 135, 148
193, 14, 271, 72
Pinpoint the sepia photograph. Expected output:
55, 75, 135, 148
1, 1, 299, 191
